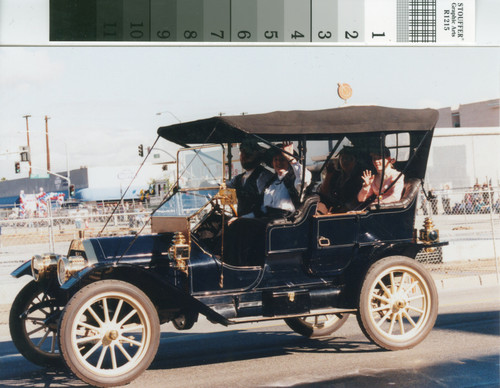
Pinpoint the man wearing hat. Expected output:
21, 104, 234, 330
227, 139, 273, 217
258, 141, 311, 217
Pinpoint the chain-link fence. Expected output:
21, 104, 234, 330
0, 211, 150, 246
1, 190, 499, 282
0, 203, 151, 266
415, 187, 499, 281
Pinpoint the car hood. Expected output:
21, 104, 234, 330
86, 233, 174, 264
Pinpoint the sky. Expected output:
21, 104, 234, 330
0, 2, 499, 181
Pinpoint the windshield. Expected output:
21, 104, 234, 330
154, 189, 218, 217
177, 145, 225, 190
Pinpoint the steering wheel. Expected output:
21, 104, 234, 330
213, 201, 236, 219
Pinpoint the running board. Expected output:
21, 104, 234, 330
226, 308, 357, 325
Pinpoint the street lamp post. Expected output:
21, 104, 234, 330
30, 166, 71, 200
156, 110, 182, 123
155, 111, 181, 166
64, 142, 71, 199
45, 115, 51, 172
149, 147, 177, 162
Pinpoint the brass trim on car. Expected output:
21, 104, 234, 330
57, 255, 89, 286
168, 232, 190, 275
31, 254, 59, 281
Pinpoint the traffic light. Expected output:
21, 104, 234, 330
20, 150, 30, 162
69, 184, 75, 197
138, 144, 144, 157
15, 162, 20, 173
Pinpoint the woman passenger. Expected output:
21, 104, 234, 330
357, 147, 405, 204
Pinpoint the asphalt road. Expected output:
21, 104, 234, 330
0, 284, 498, 388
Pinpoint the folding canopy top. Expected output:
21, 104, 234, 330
157, 105, 439, 146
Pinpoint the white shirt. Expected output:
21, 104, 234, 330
261, 161, 312, 214
262, 173, 296, 212
227, 167, 273, 194
358, 168, 405, 204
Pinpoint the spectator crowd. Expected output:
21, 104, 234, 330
420, 182, 499, 215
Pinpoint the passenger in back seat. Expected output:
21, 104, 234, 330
318, 146, 365, 213
358, 147, 405, 205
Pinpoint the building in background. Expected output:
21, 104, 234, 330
426, 99, 499, 190
0, 165, 170, 207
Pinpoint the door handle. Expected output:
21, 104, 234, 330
318, 236, 331, 247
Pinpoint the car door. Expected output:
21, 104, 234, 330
308, 213, 360, 275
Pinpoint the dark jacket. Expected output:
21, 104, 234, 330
232, 165, 269, 216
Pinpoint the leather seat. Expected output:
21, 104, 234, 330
269, 194, 319, 225
369, 178, 421, 210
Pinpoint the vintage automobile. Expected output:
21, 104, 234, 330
10, 106, 445, 387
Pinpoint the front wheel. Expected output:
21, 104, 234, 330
285, 313, 349, 338
357, 256, 438, 350
58, 280, 160, 387
9, 280, 63, 367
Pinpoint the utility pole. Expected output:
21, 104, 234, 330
23, 115, 32, 177
45, 115, 51, 172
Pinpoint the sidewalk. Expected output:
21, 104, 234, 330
433, 272, 499, 289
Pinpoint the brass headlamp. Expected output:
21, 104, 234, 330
57, 255, 88, 285
31, 254, 59, 281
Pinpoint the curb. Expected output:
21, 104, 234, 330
433, 273, 499, 289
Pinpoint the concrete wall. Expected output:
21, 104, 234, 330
426, 127, 500, 189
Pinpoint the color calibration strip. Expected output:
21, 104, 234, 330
50, 0, 475, 44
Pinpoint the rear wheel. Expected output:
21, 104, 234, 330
9, 280, 62, 367
357, 256, 438, 350
285, 313, 349, 338
58, 280, 160, 387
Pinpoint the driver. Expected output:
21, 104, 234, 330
227, 139, 273, 217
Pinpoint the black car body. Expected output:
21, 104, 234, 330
10, 106, 445, 387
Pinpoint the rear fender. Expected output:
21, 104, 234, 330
370, 242, 422, 261
342, 242, 422, 308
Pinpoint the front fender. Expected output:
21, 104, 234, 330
61, 262, 229, 325
60, 262, 170, 292
10, 260, 32, 278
